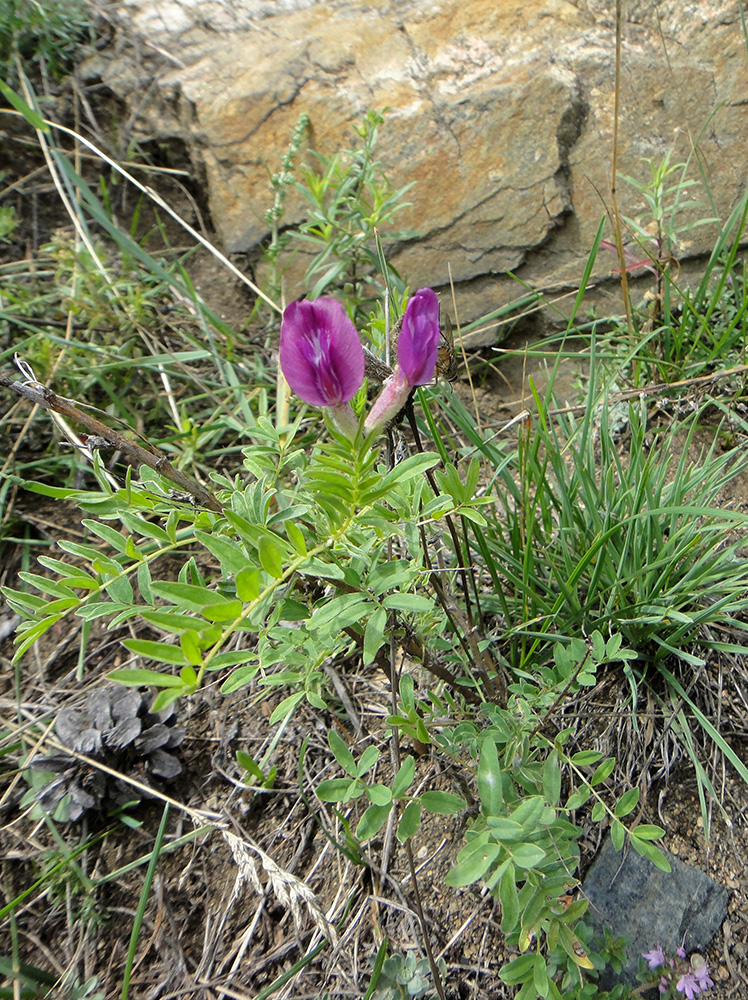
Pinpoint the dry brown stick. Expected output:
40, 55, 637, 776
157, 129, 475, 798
0, 370, 224, 513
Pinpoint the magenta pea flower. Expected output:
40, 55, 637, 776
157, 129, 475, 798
280, 298, 364, 437
364, 288, 441, 435
396, 287, 441, 387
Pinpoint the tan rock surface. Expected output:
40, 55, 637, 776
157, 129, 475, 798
95, 0, 748, 334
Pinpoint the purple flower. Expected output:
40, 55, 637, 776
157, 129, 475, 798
396, 287, 441, 387
676, 972, 701, 998
280, 298, 364, 409
643, 946, 666, 970
364, 288, 440, 435
692, 961, 714, 990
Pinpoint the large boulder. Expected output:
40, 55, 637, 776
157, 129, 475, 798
90, 0, 748, 337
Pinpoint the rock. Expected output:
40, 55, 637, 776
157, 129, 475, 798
582, 835, 730, 989
91, 0, 748, 336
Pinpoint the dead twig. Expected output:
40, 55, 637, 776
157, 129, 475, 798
0, 365, 224, 513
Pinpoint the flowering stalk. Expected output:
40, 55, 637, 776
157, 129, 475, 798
364, 287, 441, 436
279, 298, 364, 438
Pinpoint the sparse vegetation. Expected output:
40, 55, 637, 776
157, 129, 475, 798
2, 8, 748, 1000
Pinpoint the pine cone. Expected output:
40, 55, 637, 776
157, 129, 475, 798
29, 686, 185, 821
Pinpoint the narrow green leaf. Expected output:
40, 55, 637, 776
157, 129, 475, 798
258, 535, 285, 578
445, 838, 501, 887
236, 567, 261, 601
591, 757, 616, 785
533, 954, 549, 997
382, 593, 434, 613
81, 520, 130, 553
614, 787, 640, 817
356, 803, 392, 842
315, 778, 359, 803
122, 639, 188, 666
195, 530, 250, 577
571, 751, 603, 766
140, 611, 201, 632
391, 756, 416, 799
630, 835, 671, 872
611, 819, 625, 851
220, 662, 260, 693
357, 744, 380, 776
511, 843, 547, 870
363, 606, 387, 665
381, 452, 439, 487
109, 668, 184, 688
499, 952, 535, 986
419, 790, 465, 814
366, 784, 392, 806
180, 631, 202, 666
499, 863, 520, 934
328, 729, 358, 777
237, 750, 265, 782
137, 562, 153, 604
485, 817, 524, 841
478, 738, 503, 815
285, 520, 307, 556
632, 823, 665, 841
268, 691, 305, 724
0, 79, 49, 131
399, 672, 415, 710
511, 795, 545, 830
542, 751, 561, 805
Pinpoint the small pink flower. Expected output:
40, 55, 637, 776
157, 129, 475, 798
643, 946, 666, 970
676, 971, 701, 999
692, 962, 714, 990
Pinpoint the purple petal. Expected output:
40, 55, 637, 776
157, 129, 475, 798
643, 946, 666, 970
396, 288, 440, 387
280, 298, 364, 407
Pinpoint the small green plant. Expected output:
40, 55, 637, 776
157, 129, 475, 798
609, 152, 748, 380
367, 950, 445, 1000
287, 109, 418, 327
0, 203, 18, 242
0, 0, 92, 78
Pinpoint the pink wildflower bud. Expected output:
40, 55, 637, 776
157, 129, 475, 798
364, 288, 440, 435
396, 287, 441, 388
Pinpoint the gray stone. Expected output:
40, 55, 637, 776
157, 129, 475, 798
582, 835, 729, 989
